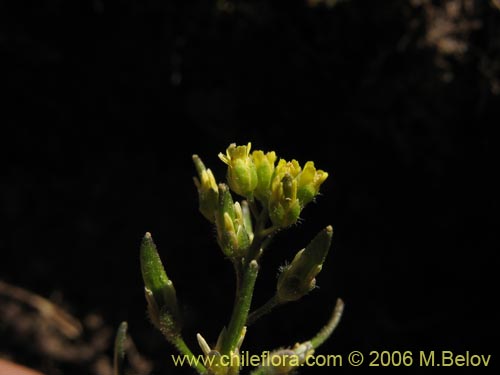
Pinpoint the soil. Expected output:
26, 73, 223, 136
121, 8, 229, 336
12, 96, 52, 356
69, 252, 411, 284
1, 1, 498, 374
0, 359, 44, 375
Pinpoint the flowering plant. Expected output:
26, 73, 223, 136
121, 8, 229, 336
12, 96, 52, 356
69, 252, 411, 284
114, 143, 344, 375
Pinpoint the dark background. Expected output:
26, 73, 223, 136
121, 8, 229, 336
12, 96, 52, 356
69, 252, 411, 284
1, 0, 498, 374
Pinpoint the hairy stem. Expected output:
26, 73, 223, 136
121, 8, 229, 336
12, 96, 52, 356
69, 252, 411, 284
232, 258, 243, 299
171, 336, 207, 374
311, 298, 345, 349
221, 260, 259, 355
246, 228, 277, 268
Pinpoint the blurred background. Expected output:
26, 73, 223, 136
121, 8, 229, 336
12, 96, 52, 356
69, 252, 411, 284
1, 0, 498, 374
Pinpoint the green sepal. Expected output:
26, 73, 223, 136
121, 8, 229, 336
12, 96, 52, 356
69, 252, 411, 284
241, 200, 254, 242
219, 184, 236, 222
216, 184, 237, 256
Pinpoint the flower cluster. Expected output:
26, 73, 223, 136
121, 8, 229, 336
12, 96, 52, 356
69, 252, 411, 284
195, 142, 328, 231
192, 143, 328, 258
135, 142, 342, 375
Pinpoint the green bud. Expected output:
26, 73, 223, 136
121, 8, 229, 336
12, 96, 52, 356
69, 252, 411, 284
193, 154, 219, 223
252, 150, 277, 203
215, 184, 251, 257
235, 221, 251, 256
269, 166, 301, 228
219, 143, 258, 199
277, 226, 333, 302
296, 161, 328, 206
140, 232, 181, 334
216, 184, 236, 257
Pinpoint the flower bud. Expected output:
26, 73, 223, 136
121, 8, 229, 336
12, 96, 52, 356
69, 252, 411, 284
268, 159, 302, 228
215, 184, 252, 257
193, 154, 219, 223
252, 150, 277, 203
268, 158, 328, 228
219, 143, 258, 199
140, 232, 181, 335
269, 173, 301, 228
296, 161, 328, 206
277, 226, 332, 302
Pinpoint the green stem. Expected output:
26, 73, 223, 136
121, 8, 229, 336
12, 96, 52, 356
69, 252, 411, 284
171, 336, 207, 374
255, 205, 268, 232
245, 205, 264, 264
259, 226, 277, 238
221, 260, 259, 355
232, 258, 243, 299
310, 298, 345, 349
248, 200, 260, 220
246, 227, 277, 266
247, 295, 280, 326
244, 201, 279, 265
245, 204, 275, 265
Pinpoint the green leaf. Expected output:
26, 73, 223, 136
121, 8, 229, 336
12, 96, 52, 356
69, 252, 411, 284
113, 321, 128, 375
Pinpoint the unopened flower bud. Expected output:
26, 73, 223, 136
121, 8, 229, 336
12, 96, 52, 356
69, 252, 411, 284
140, 232, 181, 335
252, 150, 277, 203
269, 162, 302, 228
296, 161, 328, 206
193, 155, 219, 223
216, 184, 251, 257
277, 226, 332, 302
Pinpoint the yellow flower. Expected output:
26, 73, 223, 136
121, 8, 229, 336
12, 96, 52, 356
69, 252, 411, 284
296, 161, 328, 206
219, 143, 258, 199
268, 159, 328, 228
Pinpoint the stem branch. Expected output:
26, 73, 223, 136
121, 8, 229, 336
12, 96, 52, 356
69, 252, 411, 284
247, 295, 280, 326
171, 336, 207, 374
